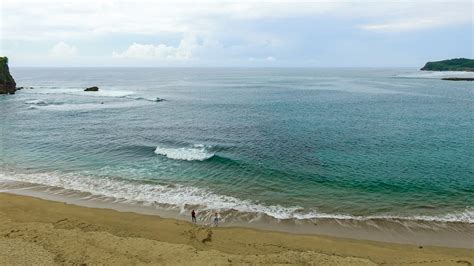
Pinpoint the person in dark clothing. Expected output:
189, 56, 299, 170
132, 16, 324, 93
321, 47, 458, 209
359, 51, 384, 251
213, 212, 219, 227
191, 209, 197, 223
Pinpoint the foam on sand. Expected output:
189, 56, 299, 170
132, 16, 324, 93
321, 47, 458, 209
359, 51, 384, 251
0, 171, 472, 224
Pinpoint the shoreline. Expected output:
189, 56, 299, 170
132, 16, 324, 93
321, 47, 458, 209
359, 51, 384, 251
0, 192, 473, 265
1, 178, 473, 249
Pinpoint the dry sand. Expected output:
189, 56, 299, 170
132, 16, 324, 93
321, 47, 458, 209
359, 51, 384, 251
0, 192, 472, 265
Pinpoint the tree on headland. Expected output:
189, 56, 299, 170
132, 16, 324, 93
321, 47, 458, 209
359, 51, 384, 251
421, 58, 474, 71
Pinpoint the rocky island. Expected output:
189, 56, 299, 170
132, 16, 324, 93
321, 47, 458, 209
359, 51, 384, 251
0, 57, 17, 94
84, 86, 99, 92
441, 77, 474, 81
421, 58, 474, 72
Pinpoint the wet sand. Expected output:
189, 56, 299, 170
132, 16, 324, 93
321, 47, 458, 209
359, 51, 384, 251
0, 192, 472, 265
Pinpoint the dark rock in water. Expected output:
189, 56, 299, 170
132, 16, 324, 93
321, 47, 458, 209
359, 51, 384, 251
0, 57, 16, 94
84, 86, 99, 92
16, 86, 34, 90
155, 97, 166, 102
441, 77, 474, 81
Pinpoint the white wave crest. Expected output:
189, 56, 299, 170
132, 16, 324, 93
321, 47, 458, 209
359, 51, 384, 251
29, 101, 152, 111
0, 171, 472, 223
122, 95, 164, 102
0, 171, 300, 219
24, 99, 48, 106
21, 88, 135, 98
21, 88, 164, 103
397, 71, 474, 79
154, 144, 214, 161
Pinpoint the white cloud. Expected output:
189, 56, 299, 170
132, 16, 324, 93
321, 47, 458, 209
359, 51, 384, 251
361, 16, 468, 33
0, 0, 336, 41
246, 56, 277, 64
266, 56, 276, 62
112, 35, 198, 60
2, 0, 471, 41
361, 19, 437, 32
50, 42, 77, 57
359, 2, 471, 32
1, 0, 472, 66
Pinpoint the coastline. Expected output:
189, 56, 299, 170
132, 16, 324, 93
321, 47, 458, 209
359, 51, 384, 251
0, 192, 472, 265
1, 178, 473, 250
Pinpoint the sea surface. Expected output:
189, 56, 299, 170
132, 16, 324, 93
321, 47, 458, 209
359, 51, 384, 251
1, 68, 473, 244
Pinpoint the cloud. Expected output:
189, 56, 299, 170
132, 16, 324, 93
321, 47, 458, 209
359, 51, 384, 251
246, 56, 277, 64
49, 42, 77, 57
3, 0, 471, 41
361, 16, 468, 32
359, 2, 471, 33
266, 56, 276, 62
0, 0, 336, 41
112, 35, 198, 60
1, 0, 472, 66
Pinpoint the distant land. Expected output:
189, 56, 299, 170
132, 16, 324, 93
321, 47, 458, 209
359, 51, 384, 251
421, 58, 474, 72
441, 77, 474, 81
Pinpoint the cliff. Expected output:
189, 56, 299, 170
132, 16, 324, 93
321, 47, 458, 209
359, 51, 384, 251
421, 58, 474, 72
0, 57, 16, 94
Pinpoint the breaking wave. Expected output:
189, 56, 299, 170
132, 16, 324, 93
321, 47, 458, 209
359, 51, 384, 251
20, 87, 164, 103
154, 144, 215, 161
0, 171, 472, 224
27, 101, 152, 111
24, 99, 48, 106
20, 87, 135, 97
397, 71, 474, 79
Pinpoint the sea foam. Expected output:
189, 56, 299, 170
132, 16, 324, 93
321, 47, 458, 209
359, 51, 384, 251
0, 171, 472, 224
24, 99, 48, 106
154, 144, 214, 161
21, 88, 136, 98
29, 101, 152, 111
0, 171, 302, 219
397, 71, 474, 79
21, 88, 163, 103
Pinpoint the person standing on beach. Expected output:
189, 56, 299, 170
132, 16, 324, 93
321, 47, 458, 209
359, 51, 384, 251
191, 209, 197, 223
213, 212, 219, 227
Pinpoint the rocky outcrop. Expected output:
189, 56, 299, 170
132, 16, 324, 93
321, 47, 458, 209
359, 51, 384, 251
0, 57, 16, 94
441, 77, 474, 81
84, 86, 99, 92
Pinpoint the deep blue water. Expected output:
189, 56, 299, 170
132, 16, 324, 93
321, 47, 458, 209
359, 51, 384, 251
1, 68, 473, 222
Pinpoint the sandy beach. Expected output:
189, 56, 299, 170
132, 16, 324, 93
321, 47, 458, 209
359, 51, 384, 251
0, 193, 472, 265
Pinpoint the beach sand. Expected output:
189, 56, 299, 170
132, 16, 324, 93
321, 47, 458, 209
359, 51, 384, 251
0, 193, 472, 265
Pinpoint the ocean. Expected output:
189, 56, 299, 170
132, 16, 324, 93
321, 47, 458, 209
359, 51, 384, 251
1, 68, 473, 246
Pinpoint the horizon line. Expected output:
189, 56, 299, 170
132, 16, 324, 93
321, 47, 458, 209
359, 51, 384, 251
10, 66, 420, 69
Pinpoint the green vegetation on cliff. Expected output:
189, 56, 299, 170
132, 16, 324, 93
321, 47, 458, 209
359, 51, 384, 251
421, 58, 474, 71
0, 57, 17, 94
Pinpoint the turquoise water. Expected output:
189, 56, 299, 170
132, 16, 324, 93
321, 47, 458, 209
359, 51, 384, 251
1, 68, 473, 223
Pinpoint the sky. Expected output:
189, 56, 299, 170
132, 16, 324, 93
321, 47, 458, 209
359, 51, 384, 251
0, 0, 472, 67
